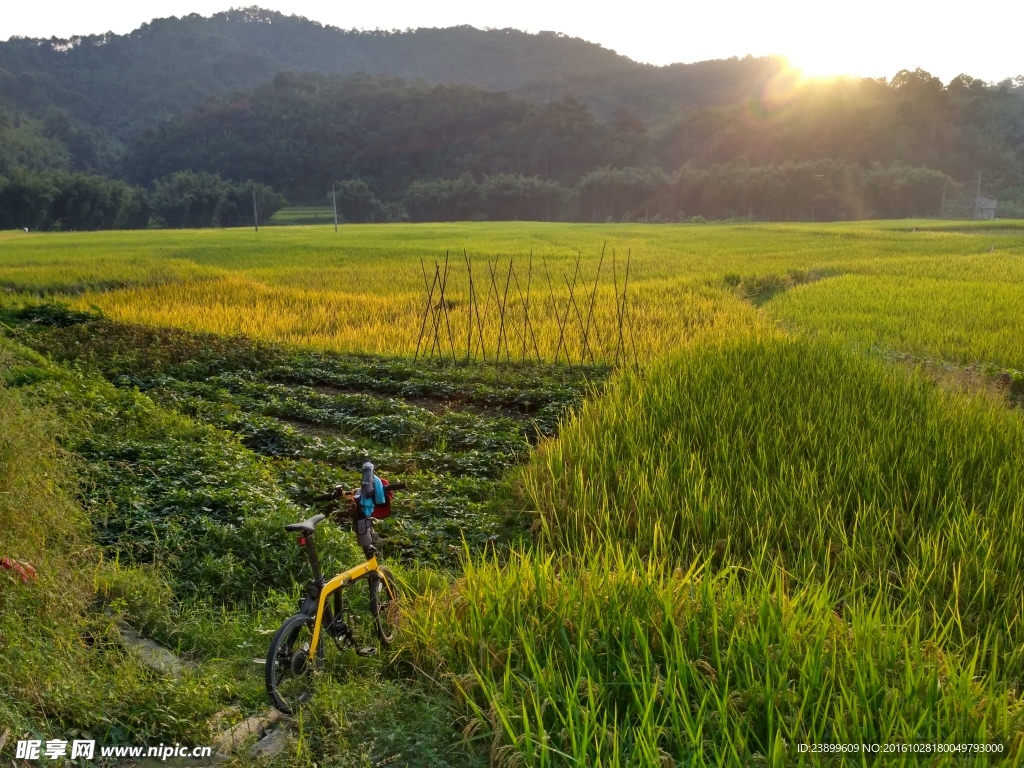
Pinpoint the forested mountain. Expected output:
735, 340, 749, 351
0, 7, 783, 139
124, 74, 632, 199
124, 69, 1024, 208
1, 7, 1023, 227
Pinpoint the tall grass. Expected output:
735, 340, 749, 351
78, 276, 763, 360
519, 336, 1024, 671
401, 549, 1024, 766
394, 334, 1024, 765
5, 220, 1024, 762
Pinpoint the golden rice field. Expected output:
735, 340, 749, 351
2, 219, 1022, 366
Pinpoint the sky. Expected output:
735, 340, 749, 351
2, 0, 1022, 84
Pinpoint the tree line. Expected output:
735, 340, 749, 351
0, 170, 285, 231
0, 159, 982, 230
0, 8, 783, 140
326, 160, 963, 223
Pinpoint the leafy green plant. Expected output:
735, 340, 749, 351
4, 311, 600, 571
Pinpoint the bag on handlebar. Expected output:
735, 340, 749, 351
354, 489, 393, 551
371, 479, 395, 520
359, 462, 393, 520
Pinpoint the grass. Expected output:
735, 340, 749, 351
519, 335, 1024, 668
75, 275, 759, 361
0, 307, 596, 764
401, 550, 1024, 766
268, 207, 338, 226
0, 339, 222, 745
769, 275, 1024, 370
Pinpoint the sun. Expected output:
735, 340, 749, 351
782, 44, 871, 82
790, 55, 853, 81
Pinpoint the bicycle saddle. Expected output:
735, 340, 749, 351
284, 514, 326, 534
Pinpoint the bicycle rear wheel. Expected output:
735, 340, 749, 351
370, 566, 401, 646
265, 613, 325, 715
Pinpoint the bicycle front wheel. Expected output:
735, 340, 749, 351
370, 566, 401, 646
265, 613, 325, 715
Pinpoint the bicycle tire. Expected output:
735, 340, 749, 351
265, 613, 325, 715
370, 565, 401, 646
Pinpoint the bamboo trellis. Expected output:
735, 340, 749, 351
414, 247, 637, 367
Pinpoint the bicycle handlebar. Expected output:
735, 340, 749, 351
311, 487, 344, 503
311, 481, 406, 503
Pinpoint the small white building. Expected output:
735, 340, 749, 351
975, 194, 997, 219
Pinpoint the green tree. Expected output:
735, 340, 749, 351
149, 172, 284, 228
49, 173, 148, 230
0, 170, 57, 230
328, 179, 385, 223
577, 166, 668, 222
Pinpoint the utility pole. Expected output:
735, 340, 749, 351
332, 183, 339, 233
974, 171, 982, 220
941, 179, 946, 219
252, 182, 259, 232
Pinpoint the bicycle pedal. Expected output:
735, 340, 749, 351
356, 646, 378, 657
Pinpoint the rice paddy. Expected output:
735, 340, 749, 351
770, 275, 1024, 370
3, 219, 1024, 765
1, 220, 1021, 365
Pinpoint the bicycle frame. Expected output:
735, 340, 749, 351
291, 478, 395, 660
306, 555, 381, 658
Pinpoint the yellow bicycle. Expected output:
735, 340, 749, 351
265, 462, 404, 714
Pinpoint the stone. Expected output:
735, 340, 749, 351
212, 710, 284, 754
251, 727, 292, 758
118, 623, 194, 678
